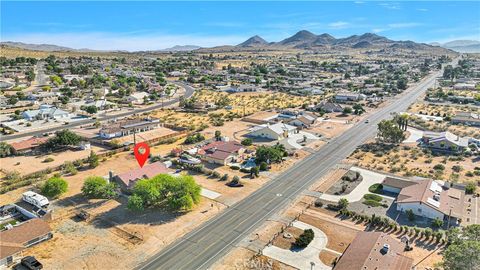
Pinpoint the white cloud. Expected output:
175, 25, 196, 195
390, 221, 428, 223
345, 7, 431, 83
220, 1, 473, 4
372, 28, 387, 33
379, 2, 401, 10
0, 32, 247, 51
387, 23, 422, 28
417, 8, 429, 12
328, 21, 350, 29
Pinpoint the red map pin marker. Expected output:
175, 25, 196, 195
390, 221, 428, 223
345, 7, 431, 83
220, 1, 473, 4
134, 142, 150, 168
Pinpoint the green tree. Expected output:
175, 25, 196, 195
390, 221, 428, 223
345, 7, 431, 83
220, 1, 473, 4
130, 174, 201, 211
352, 104, 364, 115
46, 129, 82, 149
84, 105, 98, 114
444, 238, 480, 270
255, 144, 286, 163
405, 209, 415, 221
0, 142, 12, 157
127, 194, 145, 211
87, 151, 99, 168
41, 177, 68, 198
431, 217, 444, 229
241, 138, 252, 146
342, 107, 353, 115
338, 198, 349, 209
82, 176, 117, 199
214, 130, 222, 141
377, 119, 406, 143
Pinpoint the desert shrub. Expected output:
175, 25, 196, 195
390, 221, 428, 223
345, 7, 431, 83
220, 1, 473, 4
294, 229, 314, 248
465, 182, 476, 194
363, 193, 382, 201
433, 164, 445, 171
241, 138, 252, 146
259, 162, 268, 171
368, 183, 383, 194
431, 217, 444, 229
230, 165, 240, 170
43, 157, 54, 163
220, 173, 229, 181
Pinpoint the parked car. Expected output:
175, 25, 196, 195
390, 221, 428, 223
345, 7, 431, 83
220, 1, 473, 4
14, 256, 43, 270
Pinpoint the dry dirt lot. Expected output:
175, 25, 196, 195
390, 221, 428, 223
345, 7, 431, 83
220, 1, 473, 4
349, 141, 479, 182
0, 145, 110, 177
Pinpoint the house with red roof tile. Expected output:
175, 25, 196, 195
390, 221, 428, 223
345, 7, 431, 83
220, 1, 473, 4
114, 161, 171, 191
197, 140, 245, 165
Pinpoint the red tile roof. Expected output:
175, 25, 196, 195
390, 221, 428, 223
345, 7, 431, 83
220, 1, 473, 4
0, 218, 52, 259
115, 161, 170, 189
334, 232, 413, 270
10, 137, 49, 152
199, 140, 244, 161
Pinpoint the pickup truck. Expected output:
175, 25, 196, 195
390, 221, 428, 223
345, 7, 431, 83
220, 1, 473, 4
13, 256, 43, 270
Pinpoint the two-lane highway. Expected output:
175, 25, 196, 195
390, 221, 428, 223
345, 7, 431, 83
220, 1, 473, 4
139, 62, 454, 270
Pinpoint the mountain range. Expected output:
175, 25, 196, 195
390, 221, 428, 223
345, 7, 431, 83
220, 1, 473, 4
1, 31, 461, 53
236, 30, 441, 51
430, 40, 480, 53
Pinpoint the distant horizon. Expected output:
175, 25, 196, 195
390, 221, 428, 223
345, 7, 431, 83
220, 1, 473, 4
1, 1, 479, 51
2, 31, 479, 52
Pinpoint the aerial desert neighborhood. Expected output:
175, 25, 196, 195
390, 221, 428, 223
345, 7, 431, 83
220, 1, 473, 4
0, 1, 479, 270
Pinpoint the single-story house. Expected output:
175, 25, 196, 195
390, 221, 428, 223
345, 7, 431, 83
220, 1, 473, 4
197, 140, 245, 165
335, 92, 366, 103
71, 99, 115, 111
451, 112, 480, 127
0, 218, 52, 268
334, 232, 413, 270
313, 101, 343, 113
247, 123, 297, 140
22, 104, 70, 121
381, 176, 418, 194
99, 118, 161, 139
396, 179, 464, 222
288, 113, 317, 128
124, 92, 149, 105
422, 131, 469, 154
114, 161, 171, 190
9, 137, 49, 155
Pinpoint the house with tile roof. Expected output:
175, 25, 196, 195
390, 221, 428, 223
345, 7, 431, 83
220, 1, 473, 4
396, 179, 465, 222
114, 161, 171, 191
21, 104, 70, 121
197, 140, 245, 165
422, 131, 469, 154
10, 136, 49, 155
247, 122, 297, 140
334, 232, 413, 270
0, 218, 52, 268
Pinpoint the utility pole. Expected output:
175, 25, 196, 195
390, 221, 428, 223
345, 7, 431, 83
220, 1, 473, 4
133, 129, 137, 146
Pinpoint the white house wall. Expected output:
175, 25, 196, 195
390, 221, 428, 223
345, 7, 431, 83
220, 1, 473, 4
397, 202, 444, 220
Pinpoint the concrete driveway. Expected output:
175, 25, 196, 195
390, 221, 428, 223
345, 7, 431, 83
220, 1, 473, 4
404, 127, 424, 143
263, 221, 333, 270
281, 131, 320, 150
320, 167, 386, 203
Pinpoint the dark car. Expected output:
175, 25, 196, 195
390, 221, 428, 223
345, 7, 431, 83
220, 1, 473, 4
13, 256, 43, 270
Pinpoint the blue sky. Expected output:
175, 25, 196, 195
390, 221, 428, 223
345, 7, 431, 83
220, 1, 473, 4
1, 1, 479, 51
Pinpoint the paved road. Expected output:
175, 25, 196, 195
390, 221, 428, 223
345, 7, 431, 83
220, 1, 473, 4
139, 63, 456, 270
0, 82, 195, 141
